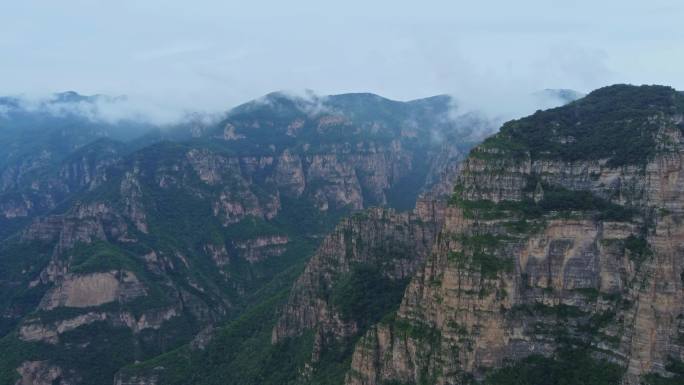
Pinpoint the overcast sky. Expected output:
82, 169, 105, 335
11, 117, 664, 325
2, 0, 683, 120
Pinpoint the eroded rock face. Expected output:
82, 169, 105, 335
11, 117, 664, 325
275, 150, 306, 196
120, 172, 148, 234
19, 312, 108, 344
235, 235, 289, 263
0, 139, 123, 239
213, 186, 279, 225
346, 127, 684, 385
272, 199, 447, 355
162, 142, 449, 225
21, 202, 130, 256
15, 361, 70, 385
204, 244, 231, 268
39, 271, 145, 310
19, 306, 181, 344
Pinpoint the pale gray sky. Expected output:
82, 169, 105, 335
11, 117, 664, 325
1, 0, 683, 121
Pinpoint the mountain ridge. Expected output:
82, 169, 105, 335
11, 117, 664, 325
0, 89, 482, 385
112, 84, 684, 385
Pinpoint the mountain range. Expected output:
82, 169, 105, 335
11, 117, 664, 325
0, 89, 492, 385
4, 86, 682, 385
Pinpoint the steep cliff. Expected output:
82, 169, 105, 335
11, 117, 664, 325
273, 200, 446, 344
346, 85, 684, 385
269, 198, 446, 383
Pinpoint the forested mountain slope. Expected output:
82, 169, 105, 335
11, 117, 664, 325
0, 91, 488, 385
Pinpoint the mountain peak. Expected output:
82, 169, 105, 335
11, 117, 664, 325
582, 84, 682, 110
484, 83, 684, 167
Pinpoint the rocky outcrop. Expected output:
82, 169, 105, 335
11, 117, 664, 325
19, 306, 181, 344
21, 202, 130, 256
38, 271, 145, 310
120, 172, 148, 233
19, 312, 108, 344
275, 150, 306, 196
304, 143, 413, 210
15, 361, 71, 385
0, 138, 123, 235
204, 244, 231, 268
213, 186, 279, 225
272, 197, 447, 350
235, 235, 289, 263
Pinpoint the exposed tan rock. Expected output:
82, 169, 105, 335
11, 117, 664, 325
21, 201, 130, 256
120, 172, 148, 233
39, 271, 145, 310
273, 204, 445, 345
19, 312, 108, 344
119, 307, 180, 333
15, 361, 69, 385
186, 149, 228, 185
275, 150, 306, 196
19, 306, 181, 344
235, 235, 289, 263
204, 244, 231, 267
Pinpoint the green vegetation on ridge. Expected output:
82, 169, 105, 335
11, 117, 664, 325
481, 84, 684, 167
451, 180, 635, 223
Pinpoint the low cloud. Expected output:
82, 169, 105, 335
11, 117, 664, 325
238, 89, 337, 118
6, 92, 224, 127
281, 89, 334, 117
449, 88, 581, 129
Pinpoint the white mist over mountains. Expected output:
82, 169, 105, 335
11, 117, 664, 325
0, 92, 217, 126
1, 0, 682, 128
0, 87, 581, 137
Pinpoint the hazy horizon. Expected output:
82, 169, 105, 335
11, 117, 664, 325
2, 0, 683, 122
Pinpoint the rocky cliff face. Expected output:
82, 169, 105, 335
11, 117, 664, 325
14, 361, 72, 385
273, 198, 447, 340
345, 85, 684, 385
0, 90, 165, 240
0, 139, 126, 240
